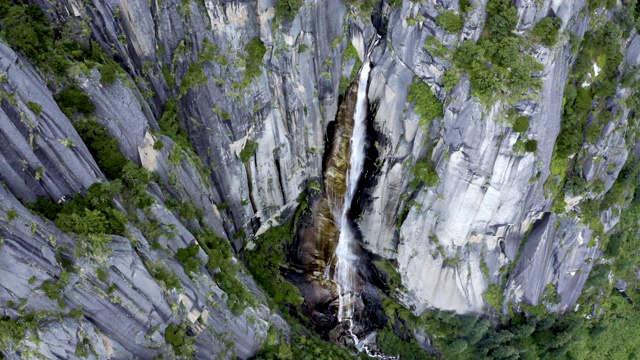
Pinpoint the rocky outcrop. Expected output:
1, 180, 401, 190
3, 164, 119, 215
0, 0, 637, 357
0, 23, 285, 358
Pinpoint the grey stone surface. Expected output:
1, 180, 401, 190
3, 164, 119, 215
0, 0, 636, 357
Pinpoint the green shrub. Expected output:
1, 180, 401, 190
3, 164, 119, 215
27, 101, 42, 116
99, 61, 120, 85
157, 99, 195, 153
460, 0, 472, 13
532, 17, 561, 47
0, 4, 54, 63
176, 244, 201, 276
95, 267, 109, 283
40, 271, 69, 300
245, 207, 305, 307
6, 209, 17, 221
27, 197, 62, 220
162, 63, 175, 88
75, 339, 90, 358
524, 139, 537, 152
378, 329, 431, 359
165, 324, 184, 346
153, 139, 164, 150
164, 323, 194, 356
195, 229, 257, 314
240, 140, 258, 162
451, 0, 544, 103
411, 160, 440, 188
275, 0, 303, 21
484, 283, 504, 310
179, 62, 207, 97
73, 119, 129, 179
407, 78, 443, 128
147, 261, 181, 290
30, 183, 128, 238
436, 10, 463, 33
513, 116, 530, 133
56, 87, 95, 116
486, 0, 518, 39
243, 37, 266, 85
443, 69, 460, 91
0, 315, 33, 352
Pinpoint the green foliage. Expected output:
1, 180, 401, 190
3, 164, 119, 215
425, 36, 451, 60
157, 99, 195, 154
169, 200, 203, 222
162, 64, 175, 88
411, 160, 440, 188
373, 260, 403, 294
245, 193, 308, 308
484, 283, 504, 310
443, 69, 460, 91
153, 139, 164, 150
95, 267, 108, 283
459, 0, 472, 13
6, 209, 16, 221
542, 283, 562, 305
239, 37, 266, 88
0, 4, 53, 63
532, 17, 561, 47
340, 42, 363, 94
452, 0, 543, 103
240, 140, 259, 162
56, 87, 95, 116
40, 271, 70, 300
377, 329, 431, 359
147, 261, 181, 290
545, 24, 623, 202
27, 101, 42, 116
176, 244, 201, 276
196, 229, 257, 315
407, 78, 443, 128
73, 118, 129, 179
512, 116, 530, 133
486, 0, 518, 39
0, 315, 36, 352
75, 338, 90, 358
164, 323, 194, 357
253, 312, 355, 360
274, 0, 303, 22
436, 10, 463, 33
29, 183, 128, 243
179, 62, 207, 97
99, 61, 120, 85
343, 42, 359, 61
524, 139, 537, 152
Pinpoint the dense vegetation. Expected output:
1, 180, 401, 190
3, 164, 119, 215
407, 77, 443, 129
545, 17, 627, 240
2, 0, 640, 358
436, 10, 463, 33
451, 0, 544, 103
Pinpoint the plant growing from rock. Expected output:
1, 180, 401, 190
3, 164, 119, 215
436, 10, 463, 33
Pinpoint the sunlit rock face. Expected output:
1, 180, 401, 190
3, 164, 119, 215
0, 0, 635, 357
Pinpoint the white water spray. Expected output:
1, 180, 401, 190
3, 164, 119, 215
334, 59, 371, 322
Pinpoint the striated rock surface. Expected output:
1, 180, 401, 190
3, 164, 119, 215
0, 0, 638, 357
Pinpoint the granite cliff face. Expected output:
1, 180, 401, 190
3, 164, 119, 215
0, 0, 638, 358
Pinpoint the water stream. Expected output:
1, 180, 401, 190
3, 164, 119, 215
327, 37, 396, 358
334, 58, 372, 323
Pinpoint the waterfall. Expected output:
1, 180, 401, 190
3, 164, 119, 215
334, 59, 372, 322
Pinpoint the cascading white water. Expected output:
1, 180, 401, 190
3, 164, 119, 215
334, 60, 371, 322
